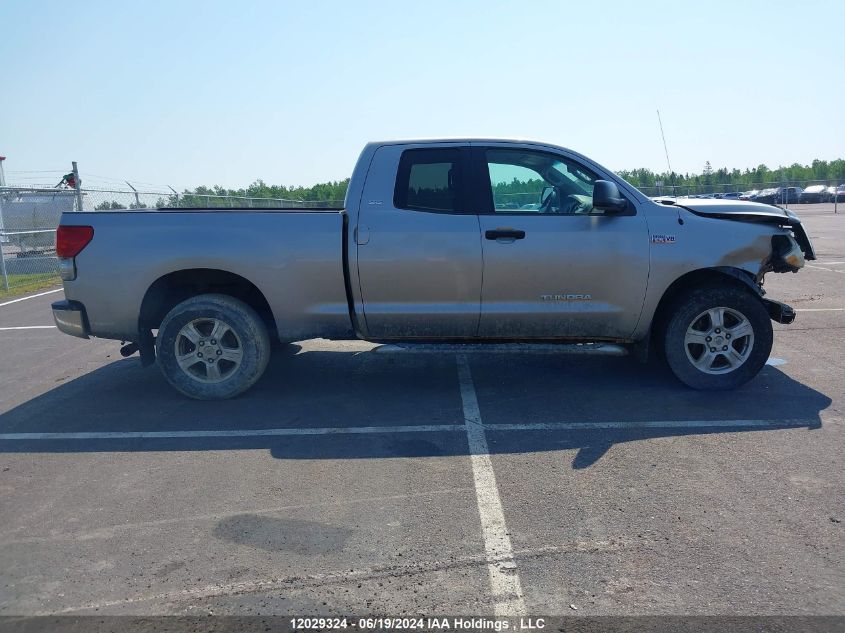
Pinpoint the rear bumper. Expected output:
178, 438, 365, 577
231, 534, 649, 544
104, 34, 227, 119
51, 300, 90, 339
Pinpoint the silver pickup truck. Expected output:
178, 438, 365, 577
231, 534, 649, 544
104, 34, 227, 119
52, 139, 815, 399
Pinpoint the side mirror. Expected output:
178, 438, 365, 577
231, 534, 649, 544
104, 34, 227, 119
593, 180, 627, 213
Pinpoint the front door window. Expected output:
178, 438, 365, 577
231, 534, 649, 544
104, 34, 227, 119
485, 149, 601, 215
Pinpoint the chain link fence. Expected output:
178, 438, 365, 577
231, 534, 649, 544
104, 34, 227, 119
634, 179, 842, 204
0, 178, 839, 296
0, 186, 344, 295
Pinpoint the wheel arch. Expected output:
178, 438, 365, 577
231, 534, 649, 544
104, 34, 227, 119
650, 266, 762, 341
139, 268, 278, 343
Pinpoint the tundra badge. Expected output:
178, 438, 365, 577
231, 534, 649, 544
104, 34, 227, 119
541, 294, 592, 301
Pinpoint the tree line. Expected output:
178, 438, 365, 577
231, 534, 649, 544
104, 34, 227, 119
617, 158, 845, 192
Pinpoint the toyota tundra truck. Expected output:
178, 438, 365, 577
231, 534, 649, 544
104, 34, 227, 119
51, 139, 815, 399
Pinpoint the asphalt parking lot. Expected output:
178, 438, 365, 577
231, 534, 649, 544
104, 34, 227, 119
0, 205, 843, 617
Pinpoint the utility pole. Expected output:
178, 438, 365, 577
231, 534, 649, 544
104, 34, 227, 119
168, 186, 179, 208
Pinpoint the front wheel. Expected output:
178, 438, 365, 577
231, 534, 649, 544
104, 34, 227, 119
663, 286, 773, 390
156, 294, 271, 399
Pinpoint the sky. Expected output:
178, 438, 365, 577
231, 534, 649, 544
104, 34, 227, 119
1, 0, 843, 192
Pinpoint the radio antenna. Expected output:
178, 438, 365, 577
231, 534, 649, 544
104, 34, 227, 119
656, 109, 673, 174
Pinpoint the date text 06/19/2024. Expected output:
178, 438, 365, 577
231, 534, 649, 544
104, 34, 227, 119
289, 617, 547, 630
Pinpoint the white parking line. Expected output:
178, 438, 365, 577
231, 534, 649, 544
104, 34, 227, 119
796, 308, 845, 312
0, 325, 57, 331
456, 354, 526, 617
0, 418, 816, 442
0, 288, 62, 307
484, 419, 814, 431
807, 264, 845, 274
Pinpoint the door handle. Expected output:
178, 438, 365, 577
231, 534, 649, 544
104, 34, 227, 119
485, 228, 525, 240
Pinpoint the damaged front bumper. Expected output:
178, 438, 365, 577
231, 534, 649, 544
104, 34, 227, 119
784, 209, 816, 261
763, 298, 796, 324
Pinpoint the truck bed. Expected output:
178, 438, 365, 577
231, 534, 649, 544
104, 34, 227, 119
61, 210, 353, 342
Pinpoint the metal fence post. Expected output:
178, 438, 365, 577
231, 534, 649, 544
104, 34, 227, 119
0, 199, 8, 291
168, 186, 179, 208
72, 161, 83, 212
126, 182, 141, 208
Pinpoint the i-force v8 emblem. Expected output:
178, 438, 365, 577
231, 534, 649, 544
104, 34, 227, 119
651, 234, 676, 244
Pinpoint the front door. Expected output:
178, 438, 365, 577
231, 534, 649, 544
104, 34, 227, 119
473, 146, 650, 339
356, 144, 482, 339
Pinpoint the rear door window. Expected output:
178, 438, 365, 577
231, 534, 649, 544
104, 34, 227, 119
394, 148, 465, 213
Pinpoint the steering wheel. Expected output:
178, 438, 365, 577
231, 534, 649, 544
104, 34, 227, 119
560, 194, 588, 214
539, 187, 558, 213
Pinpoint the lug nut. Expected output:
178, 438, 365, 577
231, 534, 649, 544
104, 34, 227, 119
722, 346, 728, 351
211, 339, 217, 345
199, 340, 204, 346
197, 352, 203, 358
705, 336, 712, 342
725, 334, 731, 339
710, 347, 716, 352
216, 349, 222, 355
208, 358, 214, 363
715, 328, 721, 334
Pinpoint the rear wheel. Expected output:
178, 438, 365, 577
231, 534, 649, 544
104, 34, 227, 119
663, 286, 772, 390
156, 294, 271, 399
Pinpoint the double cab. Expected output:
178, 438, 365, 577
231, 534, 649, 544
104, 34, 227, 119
52, 139, 815, 398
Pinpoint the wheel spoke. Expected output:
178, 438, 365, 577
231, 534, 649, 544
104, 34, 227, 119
219, 347, 243, 363
177, 352, 202, 370
724, 347, 747, 368
209, 319, 229, 342
205, 362, 222, 381
685, 330, 710, 346
707, 307, 724, 330
692, 350, 717, 371
180, 323, 202, 344
728, 320, 753, 340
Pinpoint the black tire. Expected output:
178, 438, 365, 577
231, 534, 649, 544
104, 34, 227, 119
663, 285, 772, 390
156, 294, 271, 400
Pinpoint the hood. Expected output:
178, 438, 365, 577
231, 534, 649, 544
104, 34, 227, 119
655, 197, 791, 220
651, 197, 815, 260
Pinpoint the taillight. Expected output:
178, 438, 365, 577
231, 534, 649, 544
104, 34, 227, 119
56, 225, 94, 258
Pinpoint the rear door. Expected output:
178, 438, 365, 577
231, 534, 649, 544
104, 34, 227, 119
473, 145, 650, 339
355, 144, 483, 339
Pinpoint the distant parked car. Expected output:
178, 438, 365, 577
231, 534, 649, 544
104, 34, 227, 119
833, 185, 845, 203
799, 185, 827, 203
740, 190, 759, 200
822, 186, 838, 202
752, 188, 778, 204
756, 187, 802, 205
778, 187, 803, 204
722, 192, 741, 200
